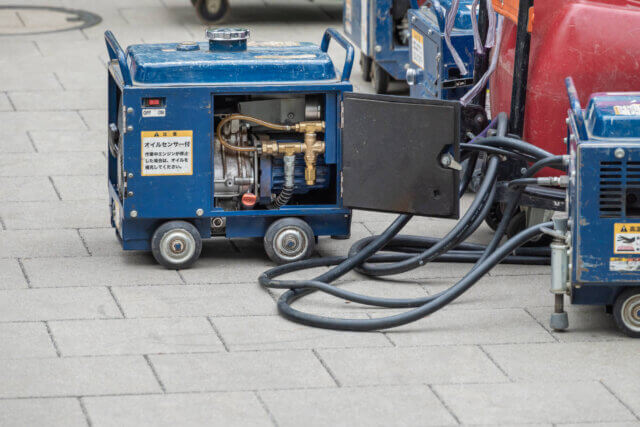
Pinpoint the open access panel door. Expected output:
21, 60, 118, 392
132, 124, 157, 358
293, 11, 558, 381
342, 93, 460, 218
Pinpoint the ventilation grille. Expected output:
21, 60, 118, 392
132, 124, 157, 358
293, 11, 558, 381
599, 161, 623, 217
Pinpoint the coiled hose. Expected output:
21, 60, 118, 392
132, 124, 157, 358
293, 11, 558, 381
259, 113, 566, 331
267, 186, 294, 210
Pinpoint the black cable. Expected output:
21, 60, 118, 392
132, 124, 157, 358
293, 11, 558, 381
267, 185, 294, 209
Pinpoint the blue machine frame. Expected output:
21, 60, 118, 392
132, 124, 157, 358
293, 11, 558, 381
105, 29, 355, 252
406, 3, 476, 100
567, 78, 640, 306
343, 0, 475, 98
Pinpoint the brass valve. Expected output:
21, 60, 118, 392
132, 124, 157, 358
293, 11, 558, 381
260, 120, 326, 185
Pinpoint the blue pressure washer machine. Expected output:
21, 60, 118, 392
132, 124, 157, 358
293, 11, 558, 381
105, 28, 466, 269
343, 0, 475, 96
549, 78, 640, 337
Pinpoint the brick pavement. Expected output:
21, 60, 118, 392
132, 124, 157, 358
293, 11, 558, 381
0, 1, 639, 426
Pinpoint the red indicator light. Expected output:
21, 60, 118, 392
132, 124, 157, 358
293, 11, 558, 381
148, 98, 161, 106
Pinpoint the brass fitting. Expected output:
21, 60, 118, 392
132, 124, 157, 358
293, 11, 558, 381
260, 120, 326, 185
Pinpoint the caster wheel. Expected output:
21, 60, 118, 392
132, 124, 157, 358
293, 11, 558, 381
372, 62, 390, 94
360, 53, 372, 82
151, 221, 202, 269
485, 202, 503, 231
264, 218, 315, 264
194, 0, 230, 24
614, 288, 640, 337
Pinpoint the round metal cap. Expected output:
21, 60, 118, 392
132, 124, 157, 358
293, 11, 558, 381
205, 28, 249, 41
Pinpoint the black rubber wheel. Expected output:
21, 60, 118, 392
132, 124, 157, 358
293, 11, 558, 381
372, 62, 390, 94
485, 202, 503, 231
264, 218, 315, 264
360, 53, 372, 82
614, 288, 640, 338
194, 0, 230, 23
506, 210, 552, 247
151, 221, 202, 269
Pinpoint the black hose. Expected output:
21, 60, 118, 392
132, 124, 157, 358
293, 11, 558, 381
258, 114, 563, 332
267, 186, 294, 209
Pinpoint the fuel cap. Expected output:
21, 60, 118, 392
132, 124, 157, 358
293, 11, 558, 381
206, 28, 250, 51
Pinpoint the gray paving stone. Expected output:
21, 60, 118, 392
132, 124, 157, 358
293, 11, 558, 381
0, 40, 41, 60
9, 90, 105, 110
0, 200, 109, 229
428, 274, 553, 309
178, 255, 275, 284
23, 255, 182, 287
484, 342, 640, 382
0, 132, 34, 153
0, 72, 60, 91
0, 398, 87, 427
0, 152, 105, 176
379, 308, 554, 346
434, 381, 636, 425
316, 222, 372, 257
49, 317, 223, 356
603, 380, 640, 419
527, 305, 625, 342
489, 263, 552, 277
0, 229, 87, 258
0, 322, 57, 359
316, 346, 507, 386
211, 314, 390, 351
149, 350, 336, 392
0, 259, 29, 289
83, 392, 273, 427
51, 175, 107, 200
560, 423, 640, 427
260, 385, 456, 427
0, 176, 58, 201
78, 109, 105, 130
78, 227, 126, 256
29, 130, 105, 152
0, 287, 121, 321
52, 70, 105, 90
0, 112, 84, 132
0, 356, 160, 398
112, 284, 276, 317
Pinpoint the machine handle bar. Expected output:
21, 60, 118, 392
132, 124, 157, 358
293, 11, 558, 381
104, 30, 133, 86
565, 77, 587, 140
321, 28, 354, 82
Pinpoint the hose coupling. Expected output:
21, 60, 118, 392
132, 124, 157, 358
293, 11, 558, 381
536, 175, 569, 187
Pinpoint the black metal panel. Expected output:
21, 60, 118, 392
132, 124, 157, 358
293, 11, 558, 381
342, 93, 460, 218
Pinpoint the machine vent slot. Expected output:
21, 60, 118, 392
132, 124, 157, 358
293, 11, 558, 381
599, 161, 623, 218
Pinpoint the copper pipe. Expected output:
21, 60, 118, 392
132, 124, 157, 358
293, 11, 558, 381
216, 114, 292, 153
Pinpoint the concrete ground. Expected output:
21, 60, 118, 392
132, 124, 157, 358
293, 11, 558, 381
0, 1, 639, 426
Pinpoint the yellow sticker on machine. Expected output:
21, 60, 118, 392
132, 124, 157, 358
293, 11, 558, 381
411, 29, 424, 70
610, 257, 640, 271
613, 223, 640, 254
141, 130, 193, 176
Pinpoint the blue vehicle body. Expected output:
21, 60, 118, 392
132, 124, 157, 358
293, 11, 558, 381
566, 78, 640, 306
105, 29, 354, 253
406, 2, 476, 100
343, 0, 475, 98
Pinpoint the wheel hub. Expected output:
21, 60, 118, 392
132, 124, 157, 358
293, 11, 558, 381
206, 0, 222, 13
274, 227, 307, 261
621, 294, 640, 333
159, 229, 196, 264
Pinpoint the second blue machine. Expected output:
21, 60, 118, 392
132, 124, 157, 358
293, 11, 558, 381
343, 0, 476, 97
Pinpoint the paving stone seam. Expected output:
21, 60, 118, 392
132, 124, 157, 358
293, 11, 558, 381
522, 307, 560, 343
253, 390, 280, 427
143, 354, 167, 393
206, 316, 230, 352
25, 130, 38, 152
106, 286, 126, 318
311, 349, 342, 387
75, 229, 92, 256
52, 72, 65, 91
43, 320, 62, 357
16, 258, 31, 287
77, 396, 92, 427
47, 176, 62, 200
478, 345, 513, 382
599, 380, 640, 421
427, 383, 461, 425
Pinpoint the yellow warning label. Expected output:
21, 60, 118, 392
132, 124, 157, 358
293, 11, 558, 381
614, 104, 640, 116
141, 130, 193, 177
411, 29, 424, 70
610, 257, 640, 271
614, 223, 640, 254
